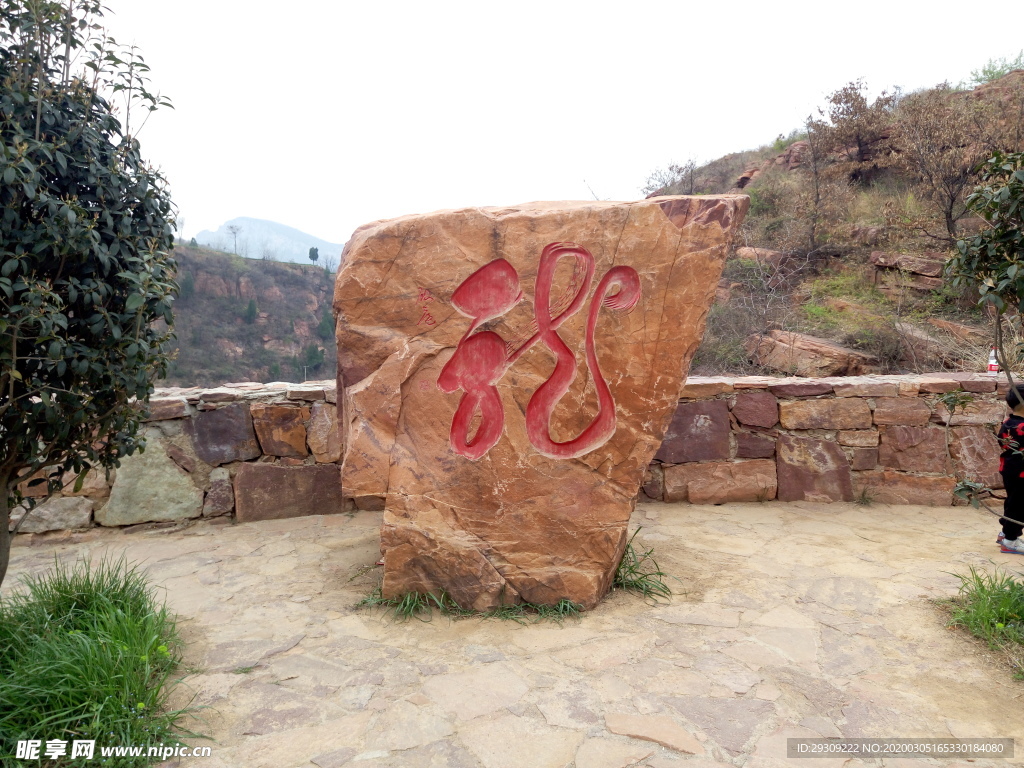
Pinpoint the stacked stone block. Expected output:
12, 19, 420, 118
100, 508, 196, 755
645, 374, 1006, 507
11, 380, 348, 534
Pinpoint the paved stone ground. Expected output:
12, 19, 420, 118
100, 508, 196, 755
7, 501, 1024, 767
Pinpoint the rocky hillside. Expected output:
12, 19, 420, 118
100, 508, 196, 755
164, 244, 336, 386
644, 69, 1024, 377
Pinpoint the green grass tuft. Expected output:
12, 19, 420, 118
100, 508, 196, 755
612, 528, 674, 602
0, 556, 199, 766
854, 486, 875, 506
359, 529, 678, 622
358, 587, 583, 625
944, 566, 1024, 678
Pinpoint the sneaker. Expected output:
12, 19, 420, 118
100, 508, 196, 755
1000, 537, 1024, 555
998, 531, 1006, 544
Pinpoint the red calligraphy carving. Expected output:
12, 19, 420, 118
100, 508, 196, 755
418, 308, 436, 326
437, 242, 640, 461
418, 288, 435, 303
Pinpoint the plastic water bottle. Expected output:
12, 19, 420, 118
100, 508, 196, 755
988, 347, 1000, 376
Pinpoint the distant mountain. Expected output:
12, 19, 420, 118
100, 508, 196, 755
194, 217, 344, 265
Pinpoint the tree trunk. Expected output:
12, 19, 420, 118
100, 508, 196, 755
944, 207, 958, 243
0, 473, 11, 591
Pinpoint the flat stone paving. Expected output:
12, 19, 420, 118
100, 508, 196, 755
7, 501, 1024, 767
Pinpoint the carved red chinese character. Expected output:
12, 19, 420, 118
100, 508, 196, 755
437, 242, 640, 461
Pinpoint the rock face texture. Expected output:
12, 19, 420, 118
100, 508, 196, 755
870, 251, 946, 293
96, 437, 204, 526
186, 403, 261, 466
663, 460, 776, 504
747, 330, 880, 377
251, 403, 309, 458
655, 401, 731, 463
12, 496, 93, 533
776, 435, 853, 503
306, 403, 342, 463
234, 464, 344, 522
334, 197, 748, 609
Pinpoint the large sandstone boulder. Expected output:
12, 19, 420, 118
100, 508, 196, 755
334, 196, 748, 609
870, 251, 947, 277
746, 330, 881, 377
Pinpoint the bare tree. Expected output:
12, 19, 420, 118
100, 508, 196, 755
815, 80, 899, 183
641, 157, 699, 196
803, 116, 826, 253
227, 224, 242, 254
892, 84, 993, 243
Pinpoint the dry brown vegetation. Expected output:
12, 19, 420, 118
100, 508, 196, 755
649, 69, 1024, 376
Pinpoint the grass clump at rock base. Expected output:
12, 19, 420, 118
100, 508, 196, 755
0, 557, 198, 767
359, 528, 676, 622
611, 527, 674, 601
358, 588, 583, 624
944, 566, 1024, 679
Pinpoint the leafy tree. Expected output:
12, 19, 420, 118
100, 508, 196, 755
965, 51, 1024, 88
179, 271, 195, 300
0, 1, 176, 587
947, 151, 1024, 389
244, 298, 257, 324
317, 307, 334, 340
308, 246, 319, 264
188, 237, 197, 247
303, 343, 324, 370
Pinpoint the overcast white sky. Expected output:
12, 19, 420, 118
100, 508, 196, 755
101, 0, 1023, 245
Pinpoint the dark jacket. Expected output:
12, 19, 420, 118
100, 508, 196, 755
998, 414, 1024, 477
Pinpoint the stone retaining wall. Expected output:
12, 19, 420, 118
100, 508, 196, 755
10, 373, 1012, 536
641, 373, 1009, 507
11, 380, 350, 536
